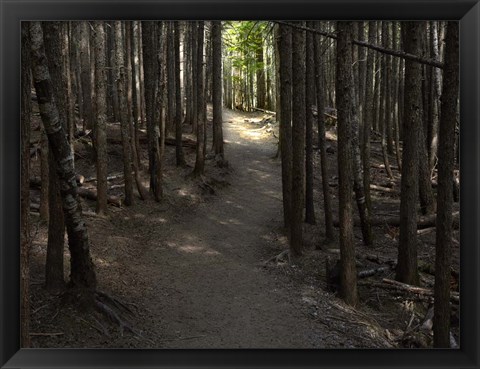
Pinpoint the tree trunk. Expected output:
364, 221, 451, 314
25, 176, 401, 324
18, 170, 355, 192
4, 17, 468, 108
314, 22, 334, 242
194, 22, 206, 176
43, 21, 67, 291
114, 22, 134, 206
278, 25, 293, 232
212, 21, 224, 158
396, 22, 423, 286
434, 21, 458, 348
126, 22, 149, 200
30, 21, 97, 292
93, 21, 108, 215
131, 22, 143, 170
256, 40, 266, 109
290, 22, 306, 256
304, 22, 316, 225
142, 21, 162, 201
79, 21, 93, 131
336, 21, 358, 306
174, 21, 187, 166
362, 21, 376, 213
20, 22, 31, 347
166, 22, 176, 136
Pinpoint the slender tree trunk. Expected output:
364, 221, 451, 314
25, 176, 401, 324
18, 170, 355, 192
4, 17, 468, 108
194, 22, 206, 176
138, 24, 146, 127
393, 22, 403, 172
434, 21, 458, 348
278, 25, 293, 232
30, 21, 97, 292
39, 129, 49, 220
336, 21, 358, 306
313, 22, 334, 242
142, 21, 162, 201
304, 23, 315, 225
43, 21, 67, 291
396, 22, 422, 286
256, 41, 266, 109
429, 21, 441, 170
126, 22, 149, 200
131, 22, 143, 170
79, 21, 93, 131
212, 21, 224, 158
174, 21, 187, 166
93, 21, 108, 215
21, 22, 31, 347
191, 23, 198, 134
290, 22, 306, 256
166, 22, 176, 136
362, 21, 376, 213
418, 23, 437, 215
115, 22, 134, 206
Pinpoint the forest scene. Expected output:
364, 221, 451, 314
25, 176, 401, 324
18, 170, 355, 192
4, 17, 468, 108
20, 20, 460, 349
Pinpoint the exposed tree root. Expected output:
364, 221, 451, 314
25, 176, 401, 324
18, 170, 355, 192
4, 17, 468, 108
94, 299, 135, 336
263, 249, 290, 266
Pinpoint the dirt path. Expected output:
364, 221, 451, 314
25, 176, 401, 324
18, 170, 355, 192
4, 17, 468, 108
29, 108, 392, 348
121, 109, 328, 348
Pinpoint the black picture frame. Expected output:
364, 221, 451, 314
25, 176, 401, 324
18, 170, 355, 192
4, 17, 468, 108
1, 1, 479, 368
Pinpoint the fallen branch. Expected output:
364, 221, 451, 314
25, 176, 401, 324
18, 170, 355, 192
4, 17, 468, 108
381, 278, 459, 303
252, 107, 276, 115
263, 249, 290, 266
370, 184, 398, 193
333, 211, 459, 229
30, 332, 64, 336
108, 135, 196, 148
77, 188, 122, 207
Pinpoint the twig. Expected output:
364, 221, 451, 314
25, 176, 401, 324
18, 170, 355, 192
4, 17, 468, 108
158, 335, 206, 344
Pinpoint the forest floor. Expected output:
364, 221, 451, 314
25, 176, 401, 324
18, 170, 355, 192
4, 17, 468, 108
28, 107, 459, 349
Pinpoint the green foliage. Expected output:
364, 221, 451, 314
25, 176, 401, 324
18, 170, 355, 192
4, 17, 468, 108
222, 21, 269, 74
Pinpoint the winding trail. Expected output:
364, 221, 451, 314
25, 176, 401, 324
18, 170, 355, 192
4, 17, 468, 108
132, 109, 322, 348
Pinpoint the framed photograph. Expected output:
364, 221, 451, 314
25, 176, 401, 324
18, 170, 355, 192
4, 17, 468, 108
1, 0, 479, 368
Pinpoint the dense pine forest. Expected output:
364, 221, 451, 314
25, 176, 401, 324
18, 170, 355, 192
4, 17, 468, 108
21, 20, 459, 349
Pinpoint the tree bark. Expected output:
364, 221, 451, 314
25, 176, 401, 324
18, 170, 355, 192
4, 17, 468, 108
193, 22, 206, 176
126, 22, 149, 200
396, 22, 423, 286
362, 21, 376, 213
114, 22, 134, 206
336, 21, 358, 306
142, 21, 162, 201
434, 21, 459, 348
20, 22, 31, 347
174, 21, 187, 166
79, 21, 93, 131
30, 21, 97, 291
290, 22, 306, 256
167, 22, 176, 136
212, 21, 224, 158
93, 21, 108, 215
43, 21, 67, 291
314, 22, 334, 242
278, 25, 293, 232
304, 22, 316, 225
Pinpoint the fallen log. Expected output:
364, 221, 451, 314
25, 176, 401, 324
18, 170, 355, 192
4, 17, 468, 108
381, 278, 459, 303
30, 175, 84, 187
84, 173, 124, 183
370, 184, 398, 193
333, 211, 459, 229
77, 188, 122, 207
252, 107, 276, 115
30, 202, 100, 217
107, 135, 196, 148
